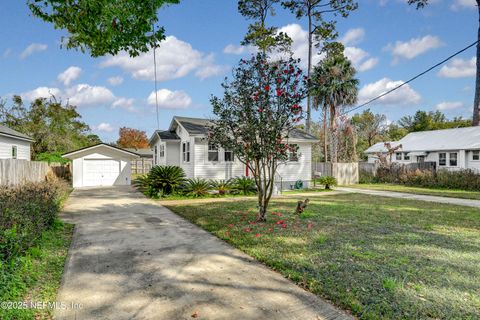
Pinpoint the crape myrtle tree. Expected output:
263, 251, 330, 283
209, 53, 308, 221
408, 0, 480, 126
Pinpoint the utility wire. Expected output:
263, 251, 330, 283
341, 39, 479, 116
151, 1, 160, 130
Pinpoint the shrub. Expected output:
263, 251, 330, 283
232, 176, 257, 195
317, 176, 337, 189
134, 166, 186, 197
0, 180, 70, 262
210, 179, 233, 195
182, 178, 212, 197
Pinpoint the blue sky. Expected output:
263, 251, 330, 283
0, 0, 478, 142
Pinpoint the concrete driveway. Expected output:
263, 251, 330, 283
56, 186, 352, 320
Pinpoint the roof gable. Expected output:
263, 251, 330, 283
62, 143, 140, 159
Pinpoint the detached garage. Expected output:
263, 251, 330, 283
63, 143, 140, 188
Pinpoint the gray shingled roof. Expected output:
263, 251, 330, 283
174, 116, 210, 135
124, 148, 153, 157
157, 130, 180, 140
0, 124, 34, 141
365, 126, 480, 153
173, 116, 317, 141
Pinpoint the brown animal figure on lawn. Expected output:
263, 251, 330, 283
295, 198, 310, 214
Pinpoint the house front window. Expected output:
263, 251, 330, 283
208, 143, 219, 162
404, 152, 410, 161
396, 152, 402, 161
449, 152, 458, 166
289, 144, 299, 162
12, 146, 17, 159
224, 150, 234, 162
160, 144, 165, 157
182, 142, 190, 162
473, 150, 480, 161
154, 146, 158, 164
439, 153, 446, 166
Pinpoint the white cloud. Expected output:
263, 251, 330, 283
340, 28, 365, 46
385, 35, 443, 62
147, 89, 192, 109
194, 54, 229, 79
112, 97, 137, 112
276, 24, 317, 69
451, 0, 476, 10
22, 87, 62, 101
224, 44, 246, 55
101, 36, 226, 81
435, 101, 464, 111
107, 76, 124, 86
20, 43, 48, 59
57, 66, 82, 86
358, 58, 379, 72
65, 84, 115, 106
93, 122, 114, 133
344, 47, 379, 72
358, 78, 421, 105
438, 57, 476, 78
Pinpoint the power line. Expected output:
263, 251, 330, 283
341, 39, 479, 116
151, 1, 160, 130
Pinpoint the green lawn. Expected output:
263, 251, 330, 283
164, 194, 480, 319
350, 183, 480, 200
0, 220, 74, 320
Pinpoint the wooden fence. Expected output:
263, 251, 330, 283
0, 159, 70, 186
131, 158, 153, 175
312, 162, 359, 185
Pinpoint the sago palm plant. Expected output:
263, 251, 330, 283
148, 165, 186, 195
210, 179, 233, 195
183, 178, 212, 197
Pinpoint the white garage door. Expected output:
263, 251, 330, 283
83, 159, 121, 187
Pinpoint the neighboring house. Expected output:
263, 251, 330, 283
364, 126, 480, 171
0, 124, 34, 160
63, 143, 139, 188
149, 116, 318, 188
124, 148, 153, 175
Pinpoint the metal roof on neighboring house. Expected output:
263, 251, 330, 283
0, 124, 34, 142
365, 126, 480, 153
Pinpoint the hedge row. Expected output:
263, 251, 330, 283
361, 167, 480, 191
0, 180, 70, 262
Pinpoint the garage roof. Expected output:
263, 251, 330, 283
62, 143, 140, 159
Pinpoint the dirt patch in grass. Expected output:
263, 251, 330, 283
165, 193, 480, 319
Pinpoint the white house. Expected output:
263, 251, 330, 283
364, 126, 480, 171
149, 116, 318, 188
0, 124, 34, 160
63, 143, 139, 188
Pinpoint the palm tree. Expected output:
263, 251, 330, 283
310, 53, 359, 162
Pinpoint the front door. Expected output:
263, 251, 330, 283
417, 156, 425, 163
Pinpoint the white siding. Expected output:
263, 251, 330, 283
0, 136, 31, 160
193, 138, 245, 180
277, 142, 312, 184
69, 147, 133, 188
176, 125, 195, 178
466, 150, 480, 172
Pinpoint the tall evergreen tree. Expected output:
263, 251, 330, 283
281, 0, 358, 133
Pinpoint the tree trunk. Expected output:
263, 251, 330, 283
306, 6, 313, 133
473, 2, 480, 126
323, 106, 328, 162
